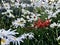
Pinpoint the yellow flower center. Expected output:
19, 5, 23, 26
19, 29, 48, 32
14, 37, 16, 40
1, 39, 6, 44
18, 21, 24, 24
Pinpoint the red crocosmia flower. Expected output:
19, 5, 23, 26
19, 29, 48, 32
34, 18, 43, 28
37, 21, 42, 28
34, 19, 51, 28
36, 19, 42, 27
44, 19, 50, 27
34, 22, 37, 27
41, 23, 45, 28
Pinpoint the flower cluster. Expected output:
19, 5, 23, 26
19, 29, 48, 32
0, 0, 41, 28
0, 29, 34, 45
0, 0, 60, 45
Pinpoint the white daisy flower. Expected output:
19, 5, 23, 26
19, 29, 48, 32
12, 18, 26, 28
0, 29, 19, 39
22, 9, 31, 14
0, 29, 34, 45
16, 0, 20, 3
7, 13, 15, 18
2, 9, 14, 18
50, 22, 57, 28
28, 13, 40, 22
34, 0, 42, 7
15, 2, 20, 8
20, 3, 27, 8
8, 32, 34, 45
3, 3, 10, 10
57, 23, 60, 27
50, 22, 60, 28
11, 0, 15, 3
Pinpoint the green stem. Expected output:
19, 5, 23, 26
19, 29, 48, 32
42, 40, 43, 45
27, 39, 29, 45
56, 28, 58, 38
